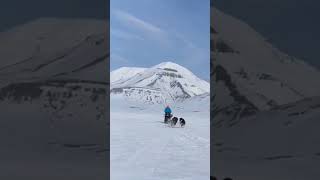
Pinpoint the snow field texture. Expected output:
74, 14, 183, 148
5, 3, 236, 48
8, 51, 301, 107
110, 95, 210, 180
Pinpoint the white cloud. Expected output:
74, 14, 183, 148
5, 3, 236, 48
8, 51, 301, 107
112, 9, 201, 49
111, 28, 144, 40
113, 9, 164, 35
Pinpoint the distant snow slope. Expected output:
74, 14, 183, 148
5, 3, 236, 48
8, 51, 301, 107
111, 62, 209, 104
0, 18, 109, 85
110, 67, 146, 84
0, 18, 109, 178
211, 6, 320, 180
211, 7, 320, 125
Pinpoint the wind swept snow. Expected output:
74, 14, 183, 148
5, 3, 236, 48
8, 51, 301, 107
110, 94, 210, 180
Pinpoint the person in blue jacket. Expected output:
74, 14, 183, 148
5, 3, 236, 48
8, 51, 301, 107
164, 105, 172, 115
164, 105, 172, 123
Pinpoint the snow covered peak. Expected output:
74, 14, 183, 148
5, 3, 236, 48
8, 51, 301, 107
0, 18, 109, 85
110, 67, 146, 84
153, 61, 183, 69
211, 7, 320, 123
111, 62, 209, 104
151, 61, 195, 78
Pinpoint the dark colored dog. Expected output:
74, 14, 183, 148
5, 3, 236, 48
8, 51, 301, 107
170, 117, 178, 127
179, 118, 186, 127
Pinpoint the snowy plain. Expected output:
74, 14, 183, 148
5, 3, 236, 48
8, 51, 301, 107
110, 94, 210, 180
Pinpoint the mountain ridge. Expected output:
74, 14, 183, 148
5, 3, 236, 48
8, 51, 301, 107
211, 7, 320, 180
111, 62, 210, 104
0, 18, 109, 156
211, 7, 320, 125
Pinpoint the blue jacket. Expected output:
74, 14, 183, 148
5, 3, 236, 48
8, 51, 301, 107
164, 107, 172, 114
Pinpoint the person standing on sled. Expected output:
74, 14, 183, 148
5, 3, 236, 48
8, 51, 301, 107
164, 105, 172, 123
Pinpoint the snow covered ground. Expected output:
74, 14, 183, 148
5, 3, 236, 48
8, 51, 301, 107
212, 97, 320, 180
110, 94, 210, 180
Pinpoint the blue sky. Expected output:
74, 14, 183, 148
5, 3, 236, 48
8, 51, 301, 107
111, 0, 210, 80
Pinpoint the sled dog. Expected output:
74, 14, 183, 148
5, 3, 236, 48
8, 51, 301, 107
170, 117, 178, 127
179, 118, 186, 127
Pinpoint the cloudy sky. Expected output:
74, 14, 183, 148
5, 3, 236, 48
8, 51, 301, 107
111, 0, 210, 80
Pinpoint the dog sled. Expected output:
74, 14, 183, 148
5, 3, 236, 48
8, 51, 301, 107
164, 114, 185, 128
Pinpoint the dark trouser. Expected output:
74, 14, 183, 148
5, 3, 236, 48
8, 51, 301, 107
164, 113, 171, 123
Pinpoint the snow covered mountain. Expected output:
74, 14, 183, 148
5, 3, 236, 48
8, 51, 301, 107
111, 62, 210, 104
0, 18, 109, 177
211, 6, 320, 180
211, 7, 320, 126
0, 18, 109, 85
110, 67, 146, 84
